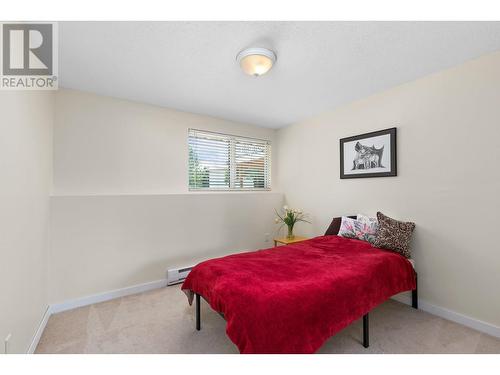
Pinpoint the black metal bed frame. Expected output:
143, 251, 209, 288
194, 272, 418, 350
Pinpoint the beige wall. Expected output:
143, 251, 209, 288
277, 51, 500, 327
49, 193, 283, 303
0, 91, 54, 353
50, 89, 283, 303
54, 89, 277, 195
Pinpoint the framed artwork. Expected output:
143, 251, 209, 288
340, 127, 397, 179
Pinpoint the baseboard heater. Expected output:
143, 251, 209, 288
167, 266, 193, 286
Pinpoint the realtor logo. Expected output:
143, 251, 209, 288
1, 22, 58, 90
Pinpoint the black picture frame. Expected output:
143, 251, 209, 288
340, 127, 397, 179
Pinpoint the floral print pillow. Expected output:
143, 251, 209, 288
338, 216, 378, 244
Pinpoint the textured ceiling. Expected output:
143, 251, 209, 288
59, 21, 500, 128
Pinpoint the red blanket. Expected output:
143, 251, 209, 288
182, 235, 416, 353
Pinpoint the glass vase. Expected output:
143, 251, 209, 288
287, 225, 295, 240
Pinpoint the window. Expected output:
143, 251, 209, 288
188, 129, 271, 190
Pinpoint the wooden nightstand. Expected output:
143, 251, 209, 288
273, 236, 309, 247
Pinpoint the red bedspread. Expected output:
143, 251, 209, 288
182, 235, 416, 354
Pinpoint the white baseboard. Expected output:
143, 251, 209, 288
49, 279, 168, 314
27, 306, 51, 354
391, 293, 500, 339
27, 280, 500, 353
26, 279, 168, 353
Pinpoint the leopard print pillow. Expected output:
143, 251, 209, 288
373, 212, 415, 258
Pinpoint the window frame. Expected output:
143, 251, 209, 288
188, 128, 272, 192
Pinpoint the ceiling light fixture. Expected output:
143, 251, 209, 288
236, 47, 277, 77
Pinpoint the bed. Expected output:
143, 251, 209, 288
181, 234, 417, 354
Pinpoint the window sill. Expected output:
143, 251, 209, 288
189, 188, 271, 192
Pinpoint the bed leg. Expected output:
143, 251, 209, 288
195, 293, 201, 331
412, 272, 418, 309
363, 313, 369, 348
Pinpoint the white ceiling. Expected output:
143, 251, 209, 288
59, 22, 500, 128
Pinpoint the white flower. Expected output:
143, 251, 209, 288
275, 218, 280, 223
283, 205, 289, 211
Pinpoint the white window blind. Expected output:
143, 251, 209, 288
188, 129, 271, 190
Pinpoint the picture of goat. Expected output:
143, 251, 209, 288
340, 127, 396, 179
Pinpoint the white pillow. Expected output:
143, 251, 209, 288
338, 215, 378, 244
357, 214, 378, 226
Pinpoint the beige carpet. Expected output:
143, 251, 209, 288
36, 285, 500, 354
